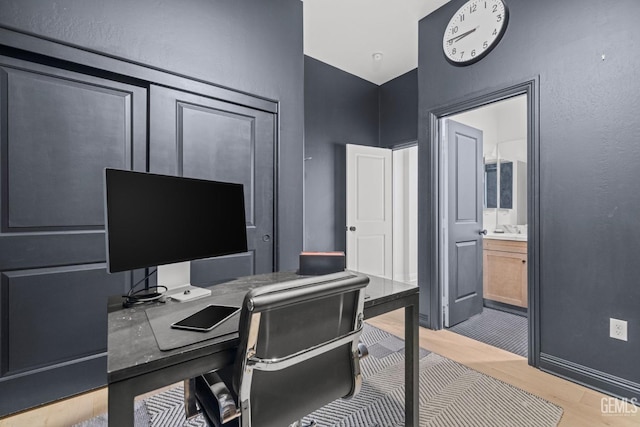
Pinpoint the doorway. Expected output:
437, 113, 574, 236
393, 145, 418, 285
441, 95, 528, 357
424, 79, 540, 366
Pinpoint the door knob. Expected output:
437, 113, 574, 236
479, 229, 488, 235
262, 234, 271, 242
349, 226, 356, 232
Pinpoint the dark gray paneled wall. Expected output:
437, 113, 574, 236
419, 0, 640, 396
304, 56, 379, 252
0, 0, 303, 270
379, 69, 418, 147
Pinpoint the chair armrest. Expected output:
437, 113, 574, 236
196, 372, 241, 424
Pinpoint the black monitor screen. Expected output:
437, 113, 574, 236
104, 169, 248, 273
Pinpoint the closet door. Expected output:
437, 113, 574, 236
150, 86, 275, 283
0, 56, 147, 416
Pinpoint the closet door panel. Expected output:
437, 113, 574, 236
150, 86, 275, 284
0, 56, 147, 417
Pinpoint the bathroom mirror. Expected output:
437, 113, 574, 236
484, 161, 512, 209
484, 158, 526, 226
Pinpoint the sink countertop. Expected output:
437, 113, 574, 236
484, 232, 527, 242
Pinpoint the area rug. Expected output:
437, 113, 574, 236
448, 307, 528, 357
76, 324, 562, 427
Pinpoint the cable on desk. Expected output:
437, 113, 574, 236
122, 268, 167, 308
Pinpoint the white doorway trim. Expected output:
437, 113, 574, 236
392, 145, 418, 285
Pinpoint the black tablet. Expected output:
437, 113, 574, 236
170, 305, 240, 332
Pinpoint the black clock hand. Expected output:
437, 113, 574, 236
447, 27, 476, 43
447, 26, 478, 44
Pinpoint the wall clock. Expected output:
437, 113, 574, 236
442, 0, 509, 66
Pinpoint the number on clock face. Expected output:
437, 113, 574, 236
442, 0, 508, 65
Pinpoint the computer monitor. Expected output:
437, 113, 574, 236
104, 169, 248, 278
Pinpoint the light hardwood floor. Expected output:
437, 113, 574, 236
367, 309, 640, 427
1, 310, 638, 427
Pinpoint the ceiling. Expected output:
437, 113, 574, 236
303, 0, 451, 85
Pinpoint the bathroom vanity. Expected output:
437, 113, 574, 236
483, 235, 528, 308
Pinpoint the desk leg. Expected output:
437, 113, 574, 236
108, 381, 134, 427
405, 297, 419, 427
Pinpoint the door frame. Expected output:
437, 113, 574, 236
391, 142, 418, 285
422, 78, 540, 367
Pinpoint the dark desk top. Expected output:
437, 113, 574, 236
107, 271, 417, 383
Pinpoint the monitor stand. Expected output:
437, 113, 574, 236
157, 261, 211, 303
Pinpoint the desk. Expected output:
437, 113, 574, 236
107, 272, 419, 426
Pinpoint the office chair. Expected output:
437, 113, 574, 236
184, 271, 370, 427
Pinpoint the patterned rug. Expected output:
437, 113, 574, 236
76, 324, 562, 426
448, 308, 528, 357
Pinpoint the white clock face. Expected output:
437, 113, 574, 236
443, 0, 508, 65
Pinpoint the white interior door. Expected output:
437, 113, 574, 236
346, 144, 392, 278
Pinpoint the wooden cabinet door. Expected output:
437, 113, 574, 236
0, 56, 147, 416
483, 245, 527, 308
149, 86, 275, 284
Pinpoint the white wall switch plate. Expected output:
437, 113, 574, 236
610, 318, 628, 341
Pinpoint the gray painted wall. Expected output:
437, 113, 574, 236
304, 56, 379, 252
379, 69, 418, 147
419, 0, 640, 398
0, 0, 304, 270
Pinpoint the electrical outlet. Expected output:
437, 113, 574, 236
610, 318, 628, 341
